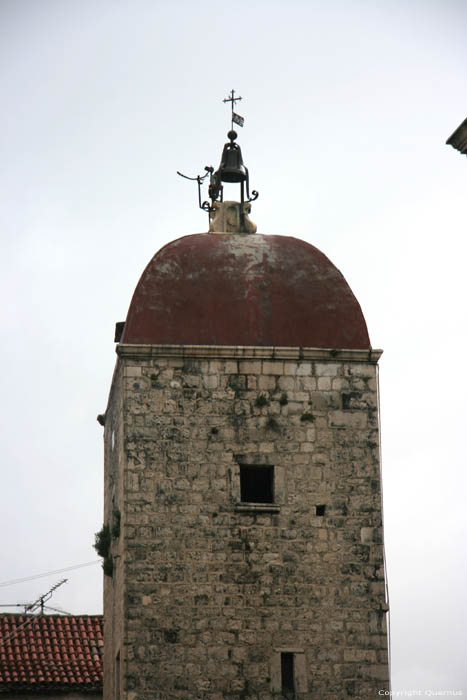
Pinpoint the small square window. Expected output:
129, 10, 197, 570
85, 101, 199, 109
316, 504, 326, 516
240, 465, 274, 503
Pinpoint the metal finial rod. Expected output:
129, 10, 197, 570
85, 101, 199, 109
223, 89, 242, 131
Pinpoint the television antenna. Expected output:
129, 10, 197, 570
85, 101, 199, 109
0, 579, 69, 615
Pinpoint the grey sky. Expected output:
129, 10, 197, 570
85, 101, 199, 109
1, 0, 466, 692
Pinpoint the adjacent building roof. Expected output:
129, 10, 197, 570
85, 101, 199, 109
0, 614, 103, 694
121, 233, 371, 349
446, 117, 467, 154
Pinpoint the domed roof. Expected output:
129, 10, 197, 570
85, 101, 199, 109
121, 233, 370, 349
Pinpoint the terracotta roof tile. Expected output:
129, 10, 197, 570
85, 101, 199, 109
0, 614, 103, 692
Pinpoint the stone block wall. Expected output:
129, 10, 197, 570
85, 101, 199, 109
103, 346, 389, 699
0, 695, 102, 700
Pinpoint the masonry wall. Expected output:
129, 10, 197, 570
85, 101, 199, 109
1, 694, 102, 699
104, 347, 389, 700
103, 361, 125, 700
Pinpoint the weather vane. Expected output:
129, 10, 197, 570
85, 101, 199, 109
177, 90, 257, 217
223, 89, 244, 130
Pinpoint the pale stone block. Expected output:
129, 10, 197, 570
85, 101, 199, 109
284, 362, 298, 375
278, 376, 295, 391
298, 376, 317, 390
315, 362, 340, 377
258, 375, 276, 391
293, 428, 306, 442
262, 361, 284, 375
329, 410, 367, 428
365, 664, 391, 680
247, 375, 257, 390
332, 377, 349, 390
379, 649, 389, 664
294, 652, 308, 692
292, 454, 309, 464
204, 375, 219, 389
300, 443, 314, 453
259, 441, 274, 453
317, 377, 331, 390
315, 540, 329, 552
239, 360, 262, 374
344, 649, 377, 663
220, 427, 235, 441
346, 363, 376, 378
286, 401, 303, 413
126, 472, 139, 491
225, 361, 238, 374
125, 366, 141, 377
296, 362, 312, 376
312, 453, 328, 464
290, 391, 309, 403
153, 358, 167, 367
370, 581, 387, 597
239, 442, 256, 453
167, 357, 184, 367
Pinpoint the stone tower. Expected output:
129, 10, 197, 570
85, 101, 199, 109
101, 128, 389, 699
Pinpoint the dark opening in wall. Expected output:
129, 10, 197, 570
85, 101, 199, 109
114, 322, 125, 342
316, 504, 326, 516
342, 391, 361, 409
240, 465, 274, 503
115, 650, 120, 698
281, 652, 295, 697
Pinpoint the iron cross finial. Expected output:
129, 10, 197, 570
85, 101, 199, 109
223, 89, 244, 130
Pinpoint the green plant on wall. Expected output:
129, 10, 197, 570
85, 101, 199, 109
93, 524, 111, 558
300, 412, 314, 422
255, 393, 269, 407
102, 556, 114, 577
93, 520, 117, 577
111, 508, 121, 539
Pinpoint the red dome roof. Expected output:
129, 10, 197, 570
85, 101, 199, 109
121, 233, 370, 349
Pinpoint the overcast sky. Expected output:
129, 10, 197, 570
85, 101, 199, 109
1, 0, 466, 693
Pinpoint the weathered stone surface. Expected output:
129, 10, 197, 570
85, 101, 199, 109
103, 351, 389, 699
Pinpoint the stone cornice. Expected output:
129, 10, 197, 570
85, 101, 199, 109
116, 344, 383, 363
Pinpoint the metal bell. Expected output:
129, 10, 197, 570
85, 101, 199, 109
216, 130, 247, 184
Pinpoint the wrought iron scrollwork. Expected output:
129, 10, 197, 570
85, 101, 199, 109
177, 167, 216, 212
